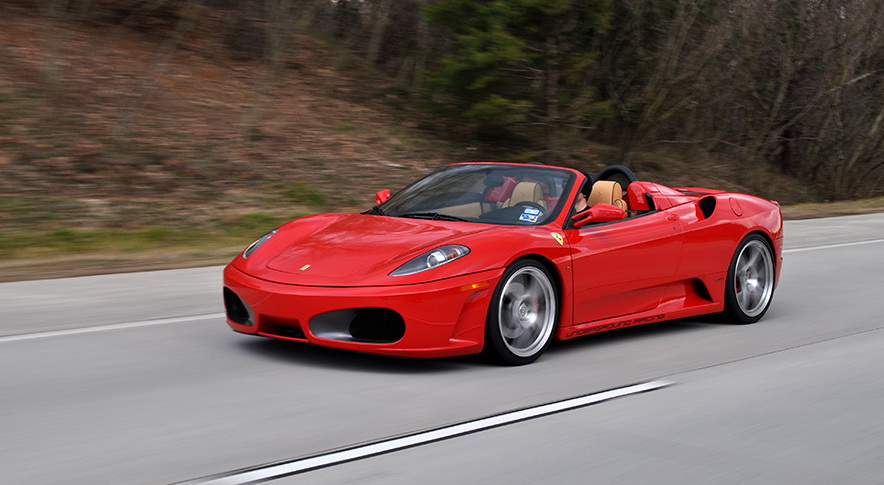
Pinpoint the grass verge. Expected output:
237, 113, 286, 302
780, 197, 884, 220
0, 210, 312, 282
3, 199, 884, 282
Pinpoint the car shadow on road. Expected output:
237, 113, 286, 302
234, 337, 487, 374
547, 316, 722, 357
232, 316, 728, 372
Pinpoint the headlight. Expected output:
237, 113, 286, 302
390, 244, 470, 276
242, 228, 278, 259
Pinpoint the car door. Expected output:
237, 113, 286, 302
566, 210, 683, 325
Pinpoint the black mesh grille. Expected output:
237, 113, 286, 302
223, 287, 252, 325
348, 308, 405, 343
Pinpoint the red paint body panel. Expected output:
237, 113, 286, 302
225, 264, 499, 357
223, 162, 783, 359
566, 210, 683, 324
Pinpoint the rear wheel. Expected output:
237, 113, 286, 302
485, 260, 558, 365
724, 234, 775, 324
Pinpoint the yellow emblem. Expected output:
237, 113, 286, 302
299, 264, 311, 271
550, 232, 564, 246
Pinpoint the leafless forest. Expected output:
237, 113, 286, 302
3, 0, 883, 202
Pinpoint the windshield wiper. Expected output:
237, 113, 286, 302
398, 212, 469, 222
365, 205, 386, 216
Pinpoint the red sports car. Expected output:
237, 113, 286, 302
223, 163, 783, 365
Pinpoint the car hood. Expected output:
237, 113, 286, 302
250, 213, 495, 286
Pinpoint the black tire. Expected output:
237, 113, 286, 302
724, 234, 775, 324
485, 260, 558, 365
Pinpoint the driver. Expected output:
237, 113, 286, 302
573, 173, 593, 213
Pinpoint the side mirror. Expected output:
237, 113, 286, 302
571, 203, 626, 228
375, 189, 391, 205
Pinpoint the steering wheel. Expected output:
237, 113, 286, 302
597, 165, 637, 189
512, 201, 546, 222
513, 201, 546, 212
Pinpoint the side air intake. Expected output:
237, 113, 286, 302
310, 308, 405, 344
698, 196, 717, 219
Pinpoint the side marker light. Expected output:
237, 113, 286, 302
460, 281, 490, 292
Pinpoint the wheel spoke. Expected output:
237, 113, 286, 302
737, 285, 751, 309
504, 280, 526, 300
742, 249, 761, 271
523, 277, 543, 302
510, 323, 539, 348
500, 298, 522, 339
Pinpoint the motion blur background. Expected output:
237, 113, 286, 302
1, 0, 882, 270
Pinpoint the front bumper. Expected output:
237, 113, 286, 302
223, 265, 503, 358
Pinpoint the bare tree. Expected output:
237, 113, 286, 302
240, 0, 326, 139
598, 0, 883, 198
365, 0, 393, 64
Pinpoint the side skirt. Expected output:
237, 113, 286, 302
555, 300, 723, 341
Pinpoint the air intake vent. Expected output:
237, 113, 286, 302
310, 308, 405, 344
223, 287, 253, 326
698, 196, 717, 219
349, 309, 406, 343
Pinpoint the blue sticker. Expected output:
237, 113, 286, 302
519, 209, 539, 222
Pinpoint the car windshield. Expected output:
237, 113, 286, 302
376, 164, 576, 225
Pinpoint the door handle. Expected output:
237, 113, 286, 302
667, 214, 680, 221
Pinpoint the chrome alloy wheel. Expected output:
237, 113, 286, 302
733, 239, 774, 318
497, 266, 557, 358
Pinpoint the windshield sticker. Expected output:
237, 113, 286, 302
550, 232, 564, 245
519, 208, 540, 223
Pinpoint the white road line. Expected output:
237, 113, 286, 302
180, 380, 673, 485
0, 312, 225, 343
784, 238, 884, 254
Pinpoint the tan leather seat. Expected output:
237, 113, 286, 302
504, 182, 546, 209
588, 180, 627, 210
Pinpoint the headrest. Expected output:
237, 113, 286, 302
484, 174, 504, 188
511, 182, 543, 202
588, 180, 623, 206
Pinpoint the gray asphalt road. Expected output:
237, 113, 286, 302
1, 213, 883, 485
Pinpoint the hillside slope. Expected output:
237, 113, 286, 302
1, 6, 466, 226
2, 5, 878, 279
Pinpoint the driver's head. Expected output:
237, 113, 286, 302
579, 171, 594, 196
574, 171, 593, 212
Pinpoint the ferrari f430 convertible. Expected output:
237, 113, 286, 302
223, 163, 783, 364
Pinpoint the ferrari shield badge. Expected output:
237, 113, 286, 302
550, 232, 564, 245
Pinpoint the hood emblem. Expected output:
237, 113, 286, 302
550, 232, 564, 246
299, 264, 312, 271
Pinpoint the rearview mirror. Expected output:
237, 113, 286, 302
375, 189, 391, 205
571, 203, 626, 228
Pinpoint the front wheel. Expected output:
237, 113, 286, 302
485, 260, 558, 365
724, 234, 775, 324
